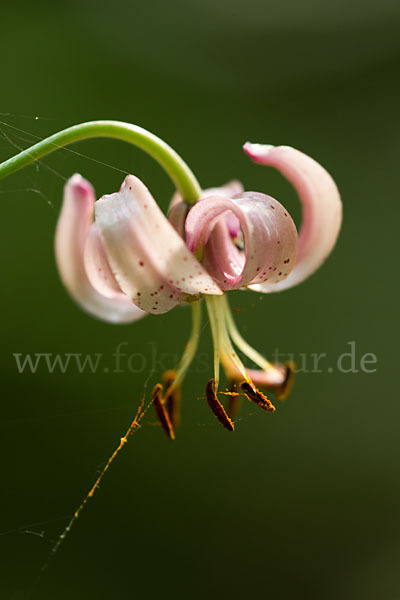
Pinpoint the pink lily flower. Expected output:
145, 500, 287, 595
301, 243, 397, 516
55, 142, 341, 436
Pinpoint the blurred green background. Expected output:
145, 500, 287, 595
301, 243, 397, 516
0, 1, 398, 598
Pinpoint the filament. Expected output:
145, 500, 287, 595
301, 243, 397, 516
222, 295, 274, 372
206, 295, 250, 386
167, 300, 202, 393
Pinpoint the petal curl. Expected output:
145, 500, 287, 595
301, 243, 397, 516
94, 175, 222, 315
84, 223, 123, 298
168, 200, 189, 238
243, 143, 342, 292
55, 174, 145, 323
168, 180, 243, 239
185, 192, 298, 290
170, 179, 244, 213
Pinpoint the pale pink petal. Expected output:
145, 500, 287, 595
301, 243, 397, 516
243, 143, 342, 292
168, 180, 243, 239
94, 175, 222, 314
199, 180, 244, 199
168, 201, 189, 238
84, 223, 123, 298
185, 192, 298, 290
170, 179, 244, 213
227, 364, 286, 387
245, 366, 286, 387
55, 174, 145, 323
201, 217, 244, 286
225, 210, 241, 238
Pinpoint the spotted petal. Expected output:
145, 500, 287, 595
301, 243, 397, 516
94, 175, 222, 314
55, 174, 144, 323
243, 143, 342, 292
185, 192, 298, 290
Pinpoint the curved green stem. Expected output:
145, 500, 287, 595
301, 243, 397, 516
0, 120, 202, 203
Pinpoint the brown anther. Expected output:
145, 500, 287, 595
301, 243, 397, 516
206, 379, 234, 432
162, 369, 181, 428
240, 381, 276, 412
152, 383, 175, 440
276, 361, 296, 401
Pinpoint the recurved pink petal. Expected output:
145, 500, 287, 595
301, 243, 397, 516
84, 223, 123, 298
170, 180, 244, 213
168, 180, 243, 239
226, 362, 294, 400
168, 200, 190, 238
94, 175, 222, 314
185, 192, 298, 290
245, 366, 286, 387
243, 143, 342, 292
55, 174, 145, 323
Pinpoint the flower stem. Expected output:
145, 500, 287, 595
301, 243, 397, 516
0, 120, 202, 204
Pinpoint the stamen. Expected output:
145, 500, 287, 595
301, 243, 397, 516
222, 295, 293, 399
206, 379, 234, 432
152, 383, 175, 440
163, 369, 181, 427
151, 302, 201, 437
167, 301, 202, 394
222, 295, 274, 373
207, 295, 250, 383
240, 381, 276, 413
276, 361, 296, 401
205, 297, 221, 386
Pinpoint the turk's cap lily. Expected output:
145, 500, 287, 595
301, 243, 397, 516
54, 140, 342, 435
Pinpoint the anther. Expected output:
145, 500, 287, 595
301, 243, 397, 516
206, 379, 235, 432
152, 383, 175, 440
163, 369, 181, 428
276, 361, 295, 401
240, 381, 276, 412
